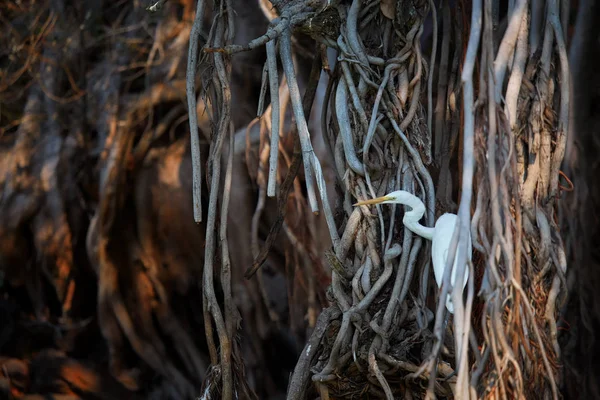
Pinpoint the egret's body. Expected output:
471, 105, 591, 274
429, 213, 471, 313
355, 190, 471, 313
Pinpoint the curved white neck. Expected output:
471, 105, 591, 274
395, 191, 435, 240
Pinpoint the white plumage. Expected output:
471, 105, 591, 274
355, 190, 471, 313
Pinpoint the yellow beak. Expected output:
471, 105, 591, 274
353, 195, 394, 206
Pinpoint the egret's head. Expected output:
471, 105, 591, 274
353, 191, 400, 206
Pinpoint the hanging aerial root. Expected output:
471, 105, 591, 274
244, 43, 323, 279
186, 0, 206, 223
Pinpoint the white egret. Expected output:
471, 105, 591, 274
354, 190, 471, 313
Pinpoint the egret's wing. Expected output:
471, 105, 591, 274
430, 231, 446, 288
431, 213, 472, 314
431, 214, 459, 286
